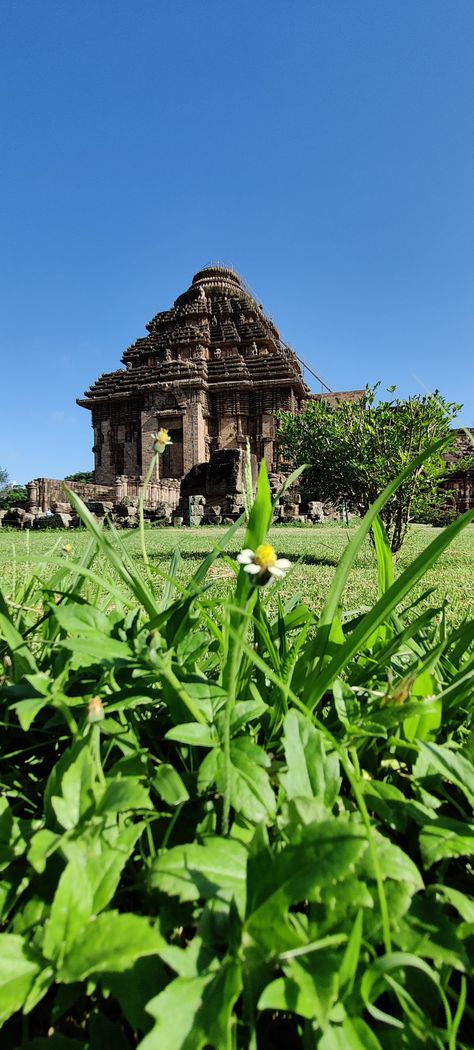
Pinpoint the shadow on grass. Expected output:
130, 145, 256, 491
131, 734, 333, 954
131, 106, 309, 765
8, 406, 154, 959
141, 549, 340, 568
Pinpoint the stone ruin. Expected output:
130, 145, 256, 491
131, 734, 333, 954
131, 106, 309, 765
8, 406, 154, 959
6, 264, 360, 529
5, 449, 329, 530
3, 264, 471, 529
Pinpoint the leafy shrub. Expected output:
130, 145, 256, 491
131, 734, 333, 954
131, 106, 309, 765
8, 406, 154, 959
64, 471, 95, 484
277, 386, 461, 551
0, 484, 28, 509
0, 451, 473, 1048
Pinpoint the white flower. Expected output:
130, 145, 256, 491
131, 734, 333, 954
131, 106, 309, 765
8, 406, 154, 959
237, 543, 291, 582
153, 428, 172, 454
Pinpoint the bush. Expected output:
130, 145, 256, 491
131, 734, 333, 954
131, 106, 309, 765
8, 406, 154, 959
0, 484, 28, 509
0, 455, 473, 1048
64, 470, 95, 484
277, 385, 462, 551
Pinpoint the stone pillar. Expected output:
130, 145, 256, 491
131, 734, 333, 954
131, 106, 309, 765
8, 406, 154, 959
27, 480, 39, 512
182, 402, 207, 474
95, 421, 115, 485
115, 476, 127, 502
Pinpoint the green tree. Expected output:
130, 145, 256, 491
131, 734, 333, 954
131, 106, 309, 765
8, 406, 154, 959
64, 470, 94, 484
0, 482, 28, 509
277, 385, 462, 551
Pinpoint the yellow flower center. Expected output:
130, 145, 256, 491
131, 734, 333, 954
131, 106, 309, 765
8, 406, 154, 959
156, 428, 169, 444
254, 543, 277, 571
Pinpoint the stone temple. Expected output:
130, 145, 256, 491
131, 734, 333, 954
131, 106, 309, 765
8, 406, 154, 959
21, 264, 362, 527
17, 263, 470, 529
78, 265, 312, 488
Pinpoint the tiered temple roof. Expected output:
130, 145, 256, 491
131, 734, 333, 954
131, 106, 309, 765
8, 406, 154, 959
78, 266, 309, 407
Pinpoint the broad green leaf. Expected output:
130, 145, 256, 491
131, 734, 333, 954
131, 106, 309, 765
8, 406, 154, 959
430, 883, 474, 923
51, 743, 97, 829
165, 723, 218, 747
27, 828, 62, 873
280, 710, 340, 810
259, 953, 339, 1025
149, 836, 247, 912
60, 634, 134, 664
140, 958, 242, 1050
418, 741, 474, 809
23, 964, 55, 1015
0, 610, 38, 681
61, 822, 144, 915
318, 1018, 383, 1050
420, 817, 474, 866
12, 694, 50, 730
403, 695, 441, 743
95, 777, 152, 815
394, 895, 468, 971
59, 912, 165, 982
223, 737, 276, 823
152, 764, 190, 806
53, 601, 114, 635
245, 822, 367, 953
369, 833, 424, 894
0, 933, 41, 1024
43, 859, 93, 963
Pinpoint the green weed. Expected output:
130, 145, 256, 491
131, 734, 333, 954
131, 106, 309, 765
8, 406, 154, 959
0, 454, 473, 1048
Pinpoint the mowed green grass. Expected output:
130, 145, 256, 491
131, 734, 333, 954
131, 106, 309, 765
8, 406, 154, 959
1, 521, 473, 622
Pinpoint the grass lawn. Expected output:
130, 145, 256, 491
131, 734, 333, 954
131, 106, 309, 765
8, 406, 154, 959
1, 521, 473, 622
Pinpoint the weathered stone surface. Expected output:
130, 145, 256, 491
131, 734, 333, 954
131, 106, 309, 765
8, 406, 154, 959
307, 501, 325, 522
50, 501, 71, 515
85, 501, 114, 517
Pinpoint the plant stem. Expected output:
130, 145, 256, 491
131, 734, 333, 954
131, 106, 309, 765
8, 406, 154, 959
91, 723, 106, 786
222, 592, 256, 835
345, 747, 392, 953
139, 452, 158, 572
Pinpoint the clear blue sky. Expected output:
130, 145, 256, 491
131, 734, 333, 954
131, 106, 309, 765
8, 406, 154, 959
1, 0, 473, 483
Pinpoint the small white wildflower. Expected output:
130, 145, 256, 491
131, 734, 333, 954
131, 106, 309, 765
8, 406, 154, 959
153, 428, 172, 454
237, 543, 291, 583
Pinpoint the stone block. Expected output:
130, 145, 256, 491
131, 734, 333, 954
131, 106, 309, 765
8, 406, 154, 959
56, 512, 72, 528
307, 501, 324, 522
50, 501, 71, 515
85, 501, 114, 517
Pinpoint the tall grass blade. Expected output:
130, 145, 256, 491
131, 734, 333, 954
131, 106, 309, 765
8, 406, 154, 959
303, 507, 474, 707
297, 436, 453, 681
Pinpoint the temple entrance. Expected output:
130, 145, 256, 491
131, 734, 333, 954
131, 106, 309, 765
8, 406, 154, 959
160, 425, 184, 479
